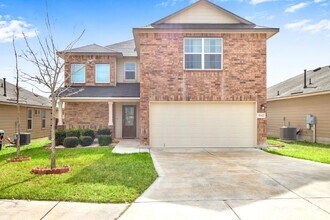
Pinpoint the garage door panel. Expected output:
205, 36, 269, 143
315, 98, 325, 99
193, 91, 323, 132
150, 102, 257, 147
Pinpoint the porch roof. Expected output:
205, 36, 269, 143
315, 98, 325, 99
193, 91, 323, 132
58, 83, 140, 98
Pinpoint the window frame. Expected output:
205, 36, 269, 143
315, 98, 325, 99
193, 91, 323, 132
71, 64, 86, 83
41, 110, 46, 129
95, 63, 111, 83
124, 62, 137, 81
183, 37, 223, 71
27, 108, 33, 131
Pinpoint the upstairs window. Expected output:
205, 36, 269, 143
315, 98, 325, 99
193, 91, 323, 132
41, 110, 46, 129
184, 38, 222, 70
71, 64, 86, 83
95, 64, 110, 83
124, 62, 136, 80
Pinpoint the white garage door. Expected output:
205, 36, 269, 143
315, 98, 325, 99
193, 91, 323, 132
150, 102, 257, 147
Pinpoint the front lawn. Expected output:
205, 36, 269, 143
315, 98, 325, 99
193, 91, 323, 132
0, 140, 157, 203
266, 138, 330, 164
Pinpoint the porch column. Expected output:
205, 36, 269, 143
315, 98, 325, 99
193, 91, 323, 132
108, 102, 113, 126
58, 101, 63, 126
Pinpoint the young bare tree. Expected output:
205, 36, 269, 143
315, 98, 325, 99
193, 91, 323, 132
20, 15, 84, 169
13, 36, 21, 158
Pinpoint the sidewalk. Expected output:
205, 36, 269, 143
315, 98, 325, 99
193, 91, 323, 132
0, 200, 128, 220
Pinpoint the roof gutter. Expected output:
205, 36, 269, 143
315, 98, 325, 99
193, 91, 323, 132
60, 97, 140, 102
268, 90, 330, 102
0, 101, 52, 109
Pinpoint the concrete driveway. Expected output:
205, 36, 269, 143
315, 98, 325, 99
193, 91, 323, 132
120, 148, 330, 220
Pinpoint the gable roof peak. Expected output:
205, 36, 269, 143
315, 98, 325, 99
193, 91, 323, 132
151, 0, 254, 26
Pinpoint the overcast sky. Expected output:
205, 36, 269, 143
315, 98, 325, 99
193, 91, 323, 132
0, 0, 329, 96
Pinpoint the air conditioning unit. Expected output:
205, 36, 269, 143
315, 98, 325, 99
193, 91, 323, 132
280, 127, 297, 141
14, 132, 31, 146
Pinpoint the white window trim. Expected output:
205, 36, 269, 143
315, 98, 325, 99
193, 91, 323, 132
71, 64, 86, 83
95, 64, 111, 83
124, 62, 137, 81
183, 38, 223, 71
41, 110, 46, 129
27, 108, 33, 131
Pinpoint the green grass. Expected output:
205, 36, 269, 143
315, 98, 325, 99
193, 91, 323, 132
0, 140, 157, 203
265, 138, 330, 164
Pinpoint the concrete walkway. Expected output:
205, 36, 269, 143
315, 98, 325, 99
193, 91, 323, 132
112, 139, 150, 154
0, 200, 128, 220
120, 148, 330, 220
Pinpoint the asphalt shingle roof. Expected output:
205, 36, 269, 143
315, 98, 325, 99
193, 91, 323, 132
61, 43, 120, 54
0, 79, 51, 107
60, 40, 137, 57
106, 40, 137, 57
59, 83, 140, 98
267, 66, 330, 100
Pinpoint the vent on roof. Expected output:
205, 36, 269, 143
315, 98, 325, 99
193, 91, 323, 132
291, 91, 303, 95
313, 67, 321, 72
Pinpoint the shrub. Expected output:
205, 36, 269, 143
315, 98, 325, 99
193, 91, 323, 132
66, 128, 82, 138
79, 136, 93, 147
98, 135, 112, 146
63, 137, 79, 148
55, 130, 66, 146
97, 128, 111, 136
81, 128, 95, 141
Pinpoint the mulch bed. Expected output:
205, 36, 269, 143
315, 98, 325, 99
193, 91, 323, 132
6, 156, 31, 162
31, 166, 71, 175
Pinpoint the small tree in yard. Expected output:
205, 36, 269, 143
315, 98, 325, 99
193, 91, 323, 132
20, 15, 84, 169
12, 37, 21, 158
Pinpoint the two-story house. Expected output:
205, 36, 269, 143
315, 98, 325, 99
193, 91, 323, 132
58, 0, 278, 148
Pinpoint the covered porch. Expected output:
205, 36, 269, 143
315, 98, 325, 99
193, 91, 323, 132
58, 98, 140, 139
57, 83, 141, 139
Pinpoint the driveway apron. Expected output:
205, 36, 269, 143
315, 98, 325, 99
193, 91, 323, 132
120, 148, 330, 220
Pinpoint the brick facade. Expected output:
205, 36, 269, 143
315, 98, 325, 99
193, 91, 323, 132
64, 55, 116, 86
65, 102, 109, 130
138, 33, 267, 146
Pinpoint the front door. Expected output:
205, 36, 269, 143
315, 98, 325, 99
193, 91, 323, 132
122, 105, 136, 138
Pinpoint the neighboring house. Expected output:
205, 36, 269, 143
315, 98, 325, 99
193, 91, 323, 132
58, 0, 278, 147
0, 78, 51, 140
267, 66, 330, 144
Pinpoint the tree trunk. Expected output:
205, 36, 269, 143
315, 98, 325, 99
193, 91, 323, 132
14, 37, 21, 158
50, 94, 56, 169
16, 99, 20, 158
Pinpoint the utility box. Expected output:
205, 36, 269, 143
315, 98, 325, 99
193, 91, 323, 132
0, 130, 4, 150
306, 114, 316, 125
306, 114, 316, 129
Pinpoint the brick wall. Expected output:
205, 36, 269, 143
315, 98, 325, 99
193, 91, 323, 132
64, 55, 116, 86
138, 33, 267, 146
65, 102, 109, 130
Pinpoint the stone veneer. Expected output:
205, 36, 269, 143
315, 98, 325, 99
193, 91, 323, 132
138, 33, 267, 146
64, 55, 116, 86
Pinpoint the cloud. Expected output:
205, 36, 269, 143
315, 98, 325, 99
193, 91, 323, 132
314, 0, 325, 3
285, 2, 309, 13
250, 0, 275, 5
285, 19, 311, 29
285, 19, 330, 33
156, 0, 237, 7
302, 19, 330, 33
156, 0, 183, 7
0, 16, 38, 43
